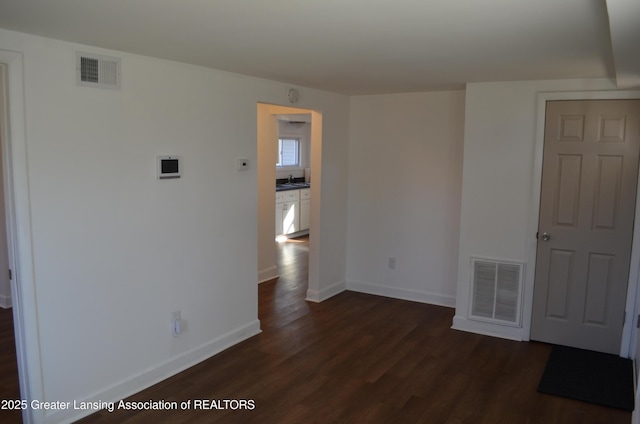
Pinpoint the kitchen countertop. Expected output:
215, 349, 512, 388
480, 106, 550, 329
276, 182, 311, 192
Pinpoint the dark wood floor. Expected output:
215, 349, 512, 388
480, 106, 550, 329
0, 305, 21, 424
2, 236, 633, 423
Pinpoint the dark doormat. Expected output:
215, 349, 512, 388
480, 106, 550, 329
537, 345, 634, 411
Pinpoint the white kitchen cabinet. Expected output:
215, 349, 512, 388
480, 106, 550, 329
299, 189, 310, 231
275, 190, 300, 236
275, 203, 284, 236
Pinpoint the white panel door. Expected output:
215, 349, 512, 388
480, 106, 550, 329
531, 100, 640, 354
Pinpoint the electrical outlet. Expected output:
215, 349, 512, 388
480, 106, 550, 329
172, 311, 182, 337
388, 257, 396, 270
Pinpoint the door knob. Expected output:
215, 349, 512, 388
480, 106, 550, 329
541, 232, 551, 241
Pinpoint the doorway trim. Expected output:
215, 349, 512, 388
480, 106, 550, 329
1, 49, 44, 423
524, 89, 640, 358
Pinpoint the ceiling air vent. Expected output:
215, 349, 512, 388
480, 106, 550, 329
76, 52, 121, 90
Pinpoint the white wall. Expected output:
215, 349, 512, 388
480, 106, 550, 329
0, 28, 349, 423
257, 106, 280, 284
452, 78, 623, 340
346, 91, 465, 306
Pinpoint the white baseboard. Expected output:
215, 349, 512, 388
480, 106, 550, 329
346, 280, 456, 308
258, 265, 279, 284
285, 229, 309, 239
451, 315, 524, 341
47, 320, 262, 423
0, 293, 11, 309
306, 281, 346, 303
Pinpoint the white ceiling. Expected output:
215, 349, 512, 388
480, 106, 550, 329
0, 0, 637, 95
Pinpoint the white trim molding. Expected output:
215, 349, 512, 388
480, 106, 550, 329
451, 315, 524, 341
0, 48, 45, 424
347, 280, 456, 308
0, 293, 11, 309
306, 280, 346, 303
258, 265, 278, 284
47, 320, 261, 423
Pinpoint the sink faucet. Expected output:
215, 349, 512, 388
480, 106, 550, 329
288, 174, 294, 183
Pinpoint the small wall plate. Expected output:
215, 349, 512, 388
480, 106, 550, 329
288, 88, 299, 104
157, 156, 181, 179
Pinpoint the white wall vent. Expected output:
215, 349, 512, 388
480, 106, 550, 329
470, 257, 524, 326
76, 52, 121, 90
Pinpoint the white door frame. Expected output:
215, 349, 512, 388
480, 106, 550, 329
1, 49, 44, 423
525, 89, 640, 358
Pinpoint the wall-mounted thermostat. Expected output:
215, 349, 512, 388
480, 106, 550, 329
157, 156, 181, 179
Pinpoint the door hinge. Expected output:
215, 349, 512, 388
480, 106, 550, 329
636, 314, 640, 329
8, 269, 11, 280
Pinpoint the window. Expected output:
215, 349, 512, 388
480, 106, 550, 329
277, 138, 300, 167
